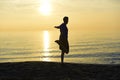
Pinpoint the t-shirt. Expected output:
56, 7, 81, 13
59, 23, 68, 39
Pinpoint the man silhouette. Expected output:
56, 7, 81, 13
54, 16, 69, 64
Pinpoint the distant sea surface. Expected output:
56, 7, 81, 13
0, 30, 120, 64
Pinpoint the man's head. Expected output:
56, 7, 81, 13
63, 16, 69, 24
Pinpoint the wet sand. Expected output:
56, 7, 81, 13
0, 61, 120, 80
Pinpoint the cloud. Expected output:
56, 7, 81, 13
0, 0, 40, 13
1, 0, 120, 13
74, 0, 120, 12
110, 0, 120, 2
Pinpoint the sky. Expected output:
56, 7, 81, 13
0, 0, 120, 32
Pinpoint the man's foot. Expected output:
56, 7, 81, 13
66, 52, 68, 54
55, 40, 60, 45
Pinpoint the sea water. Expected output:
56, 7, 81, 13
0, 30, 120, 64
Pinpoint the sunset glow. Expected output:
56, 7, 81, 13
39, 0, 52, 16
0, 0, 119, 31
43, 31, 50, 61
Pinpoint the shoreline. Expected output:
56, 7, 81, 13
0, 61, 120, 80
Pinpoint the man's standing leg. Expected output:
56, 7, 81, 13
61, 51, 64, 64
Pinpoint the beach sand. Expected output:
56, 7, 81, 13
0, 61, 120, 80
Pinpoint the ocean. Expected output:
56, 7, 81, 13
0, 30, 120, 64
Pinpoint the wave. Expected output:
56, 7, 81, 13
0, 52, 120, 59
66, 52, 120, 58
70, 42, 120, 48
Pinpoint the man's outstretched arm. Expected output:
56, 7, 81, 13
54, 26, 60, 29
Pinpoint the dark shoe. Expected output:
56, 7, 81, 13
66, 52, 68, 54
55, 40, 60, 45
